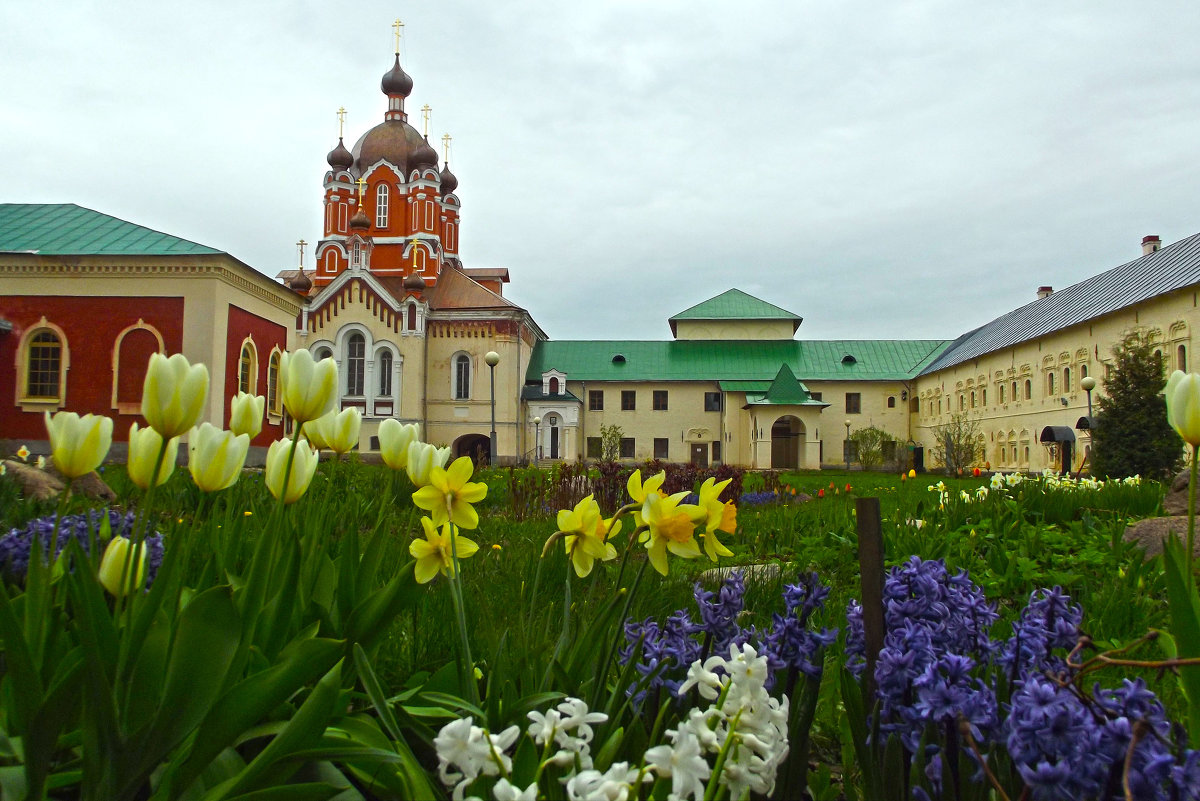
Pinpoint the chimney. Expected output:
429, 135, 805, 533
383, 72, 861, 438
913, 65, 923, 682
1037, 286, 1053, 299
1142, 235, 1162, 256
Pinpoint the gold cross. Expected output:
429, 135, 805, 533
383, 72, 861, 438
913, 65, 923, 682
336, 106, 346, 138
297, 239, 307, 267
421, 104, 432, 137
442, 132, 452, 161
355, 177, 367, 201
392, 19, 404, 54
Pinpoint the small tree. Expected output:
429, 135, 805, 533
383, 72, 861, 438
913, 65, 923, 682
1091, 332, 1181, 479
599, 423, 623, 464
849, 426, 891, 471
930, 412, 984, 475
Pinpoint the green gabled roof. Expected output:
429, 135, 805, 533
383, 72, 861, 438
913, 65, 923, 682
669, 289, 802, 322
0, 204, 223, 256
747, 364, 816, 405
527, 339, 952, 383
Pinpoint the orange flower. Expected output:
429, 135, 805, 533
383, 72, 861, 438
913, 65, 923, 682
845, 483, 852, 492
972, 467, 981, 477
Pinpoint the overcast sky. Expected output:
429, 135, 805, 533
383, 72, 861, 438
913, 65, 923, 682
5, 1, 1200, 343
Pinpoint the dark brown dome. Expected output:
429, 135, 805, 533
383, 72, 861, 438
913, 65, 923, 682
288, 270, 313, 293
411, 136, 438, 171
326, 137, 353, 170
403, 270, 427, 292
350, 207, 370, 230
382, 55, 413, 97
352, 120, 431, 174
439, 163, 458, 195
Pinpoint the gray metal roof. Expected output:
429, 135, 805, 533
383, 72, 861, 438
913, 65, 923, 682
922, 232, 1200, 374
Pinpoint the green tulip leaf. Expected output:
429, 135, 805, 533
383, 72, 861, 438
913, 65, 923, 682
217, 783, 347, 801
22, 647, 84, 800
345, 561, 421, 649
0, 584, 43, 734
1162, 536, 1200, 742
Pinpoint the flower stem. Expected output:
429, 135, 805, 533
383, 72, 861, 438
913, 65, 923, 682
447, 511, 480, 708
1189, 443, 1197, 589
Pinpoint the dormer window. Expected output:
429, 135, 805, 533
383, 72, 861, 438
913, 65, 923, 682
612, 354, 626, 364
352, 241, 361, 267
841, 354, 857, 364
541, 369, 567, 395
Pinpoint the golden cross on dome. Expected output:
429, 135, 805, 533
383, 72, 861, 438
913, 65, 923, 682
297, 239, 307, 268
355, 177, 367, 201
421, 104, 432, 137
441, 133, 452, 161
392, 19, 404, 54
336, 107, 346, 138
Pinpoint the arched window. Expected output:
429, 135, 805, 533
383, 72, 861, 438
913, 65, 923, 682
26, 330, 63, 399
1063, 367, 1071, 392
1024, 379, 1032, 400
999, 384, 1005, 404
268, 351, 282, 414
239, 341, 257, 394
889, 395, 897, 408
454, 353, 471, 400
1180, 345, 1188, 371
352, 241, 361, 267
1080, 364, 1088, 379
315, 346, 333, 361
1047, 372, 1056, 396
376, 184, 389, 228
958, 394, 965, 411
407, 304, 417, 331
549, 377, 560, 394
1011, 381, 1017, 402
347, 334, 365, 395
379, 350, 393, 396
981, 388, 986, 405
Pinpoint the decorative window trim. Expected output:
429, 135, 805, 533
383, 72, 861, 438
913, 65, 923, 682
376, 184, 389, 228
453, 352, 472, 400
267, 347, 283, 420
110, 319, 165, 414
346, 332, 367, 397
15, 317, 70, 412
238, 336, 259, 395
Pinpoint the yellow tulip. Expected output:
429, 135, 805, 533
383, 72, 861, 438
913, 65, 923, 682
302, 419, 330, 451
142, 353, 209, 439
280, 349, 338, 425
1166, 370, 1200, 446
188, 422, 250, 492
908, 468, 916, 479
43, 411, 113, 479
127, 422, 178, 489
308, 407, 361, 455
409, 516, 479, 583
98, 537, 146, 597
412, 456, 488, 529
378, 419, 419, 470
264, 439, 319, 503
229, 392, 265, 439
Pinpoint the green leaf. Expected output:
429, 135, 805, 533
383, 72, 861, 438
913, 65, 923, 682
0, 584, 44, 734
220, 784, 346, 801
22, 647, 84, 800
164, 637, 343, 800
1162, 536, 1200, 742
345, 561, 421, 649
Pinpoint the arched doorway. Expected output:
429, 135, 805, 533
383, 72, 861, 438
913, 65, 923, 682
454, 433, 490, 466
545, 413, 561, 459
771, 416, 804, 469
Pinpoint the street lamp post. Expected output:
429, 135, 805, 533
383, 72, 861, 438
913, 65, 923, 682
1080, 375, 1096, 419
533, 416, 542, 464
844, 419, 851, 472
485, 351, 500, 465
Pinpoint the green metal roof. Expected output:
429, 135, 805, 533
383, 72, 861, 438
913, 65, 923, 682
0, 204, 223, 256
527, 339, 951, 383
669, 289, 802, 322
745, 364, 822, 405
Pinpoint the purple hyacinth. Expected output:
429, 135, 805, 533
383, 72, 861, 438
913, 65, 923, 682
999, 587, 1083, 680
694, 572, 745, 653
0, 509, 165, 589
762, 573, 838, 682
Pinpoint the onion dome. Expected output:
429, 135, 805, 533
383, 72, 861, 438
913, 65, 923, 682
411, 136, 438, 171
403, 270, 427, 292
326, 138, 353, 170
350, 206, 370, 230
382, 55, 413, 97
352, 121, 430, 175
288, 270, 313, 293
439, 162, 458, 195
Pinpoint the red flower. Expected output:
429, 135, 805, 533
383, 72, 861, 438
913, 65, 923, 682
972, 467, 981, 477
845, 483, 852, 492
818, 489, 825, 498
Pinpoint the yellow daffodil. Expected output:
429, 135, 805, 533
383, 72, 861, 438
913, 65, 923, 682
642, 491, 705, 576
410, 516, 479, 583
126, 422, 178, 489
378, 419, 419, 470
1166, 370, 1200, 446
16, 445, 29, 461
229, 392, 265, 439
188, 422, 250, 492
264, 438, 319, 504
308, 407, 361, 455
696, 476, 737, 561
279, 349, 338, 425
98, 537, 146, 597
142, 353, 209, 439
44, 411, 113, 479
556, 494, 619, 577
626, 469, 666, 504
412, 456, 488, 529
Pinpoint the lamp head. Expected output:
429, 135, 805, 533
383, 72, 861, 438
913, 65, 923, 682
533, 416, 542, 425
484, 351, 500, 367
1080, 376, 1096, 392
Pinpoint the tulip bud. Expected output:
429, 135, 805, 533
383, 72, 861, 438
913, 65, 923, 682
44, 411, 113, 479
127, 423, 178, 489
1166, 371, 1200, 447
378, 419, 419, 470
142, 353, 209, 439
406, 441, 437, 486
98, 537, 147, 597
188, 422, 250, 492
229, 392, 265, 439
309, 407, 361, 455
279, 350, 338, 425
265, 438, 319, 503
